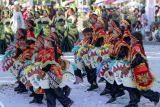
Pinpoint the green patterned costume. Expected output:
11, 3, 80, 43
0, 21, 6, 54
61, 15, 78, 52
34, 20, 43, 38
41, 18, 51, 36
4, 19, 14, 46
55, 16, 66, 44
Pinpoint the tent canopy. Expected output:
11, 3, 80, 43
126, 1, 141, 7
63, 0, 75, 6
94, 0, 115, 5
113, 0, 129, 4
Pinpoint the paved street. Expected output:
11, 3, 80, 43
0, 44, 160, 107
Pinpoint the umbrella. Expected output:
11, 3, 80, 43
64, 0, 75, 6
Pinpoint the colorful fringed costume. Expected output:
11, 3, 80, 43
130, 42, 154, 90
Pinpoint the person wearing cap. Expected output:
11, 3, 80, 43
100, 19, 131, 101
17, 20, 36, 80
41, 33, 73, 107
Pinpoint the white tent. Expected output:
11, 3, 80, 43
94, 0, 105, 4
113, 0, 129, 4
145, 0, 156, 30
125, 1, 141, 7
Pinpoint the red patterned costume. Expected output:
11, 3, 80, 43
27, 31, 36, 41
42, 33, 73, 107
130, 42, 154, 90
42, 34, 63, 81
13, 40, 27, 60
92, 17, 107, 45
19, 44, 35, 63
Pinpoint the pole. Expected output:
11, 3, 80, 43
28, 0, 34, 7
145, 0, 156, 30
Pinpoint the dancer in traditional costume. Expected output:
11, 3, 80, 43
41, 34, 73, 107
2, 10, 14, 47
89, 13, 98, 33
72, 28, 93, 84
54, 14, 66, 45
119, 19, 141, 107
24, 36, 45, 104
85, 17, 107, 91
12, 29, 28, 93
123, 31, 160, 107
34, 11, 43, 38
0, 21, 6, 54
98, 19, 127, 103
98, 19, 120, 96
92, 17, 106, 45
61, 8, 78, 52
107, 39, 129, 103
25, 19, 36, 43
23, 19, 45, 103
15, 19, 36, 94
41, 9, 51, 36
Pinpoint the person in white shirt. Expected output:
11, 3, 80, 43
11, 2, 25, 34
